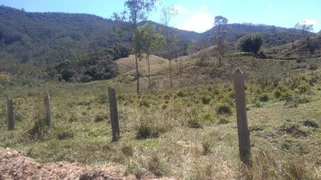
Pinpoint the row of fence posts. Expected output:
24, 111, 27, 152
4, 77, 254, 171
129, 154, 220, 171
4, 69, 250, 165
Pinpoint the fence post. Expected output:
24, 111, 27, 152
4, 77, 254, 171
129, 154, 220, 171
234, 69, 251, 165
7, 98, 14, 130
44, 91, 51, 127
108, 86, 120, 141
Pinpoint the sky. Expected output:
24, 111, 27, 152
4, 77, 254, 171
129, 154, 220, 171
1, 0, 320, 33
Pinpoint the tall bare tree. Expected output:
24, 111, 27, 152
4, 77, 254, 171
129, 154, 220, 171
295, 22, 314, 55
112, 0, 157, 96
212, 16, 228, 66
160, 5, 177, 89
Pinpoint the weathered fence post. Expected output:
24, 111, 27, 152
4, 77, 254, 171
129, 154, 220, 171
7, 98, 14, 130
108, 86, 120, 142
44, 91, 51, 127
234, 69, 251, 165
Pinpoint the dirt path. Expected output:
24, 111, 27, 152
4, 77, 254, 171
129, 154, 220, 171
0, 147, 173, 180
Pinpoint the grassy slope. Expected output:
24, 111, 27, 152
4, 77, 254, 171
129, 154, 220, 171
265, 34, 321, 60
1, 53, 321, 179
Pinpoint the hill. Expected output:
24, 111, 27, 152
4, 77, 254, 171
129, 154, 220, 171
1, 6, 309, 66
265, 34, 321, 59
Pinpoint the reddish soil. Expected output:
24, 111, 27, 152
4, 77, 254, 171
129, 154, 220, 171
0, 147, 174, 180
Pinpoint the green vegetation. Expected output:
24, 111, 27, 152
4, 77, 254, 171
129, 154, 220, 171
1, 57, 321, 178
237, 34, 263, 54
1, 3, 321, 179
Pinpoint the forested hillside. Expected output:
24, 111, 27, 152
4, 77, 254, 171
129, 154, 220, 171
0, 5, 311, 82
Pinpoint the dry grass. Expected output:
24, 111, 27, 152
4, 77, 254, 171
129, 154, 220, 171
1, 52, 321, 179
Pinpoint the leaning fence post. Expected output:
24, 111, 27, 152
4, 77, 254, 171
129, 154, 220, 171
234, 69, 251, 165
7, 98, 14, 130
108, 86, 120, 141
44, 91, 51, 127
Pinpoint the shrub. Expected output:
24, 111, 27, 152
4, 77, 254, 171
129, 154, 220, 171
309, 64, 318, 70
57, 130, 74, 140
176, 90, 186, 97
237, 34, 263, 54
187, 109, 203, 128
217, 118, 230, 125
202, 95, 211, 104
274, 90, 281, 99
136, 118, 167, 139
202, 137, 213, 155
297, 83, 309, 94
259, 93, 269, 102
136, 122, 157, 139
216, 104, 232, 115
94, 114, 105, 122
139, 99, 150, 108
69, 113, 81, 122
121, 144, 134, 157
148, 155, 168, 177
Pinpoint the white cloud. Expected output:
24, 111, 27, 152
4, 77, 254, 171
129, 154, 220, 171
176, 6, 213, 33
299, 19, 318, 25
200, 5, 207, 11
268, 4, 273, 8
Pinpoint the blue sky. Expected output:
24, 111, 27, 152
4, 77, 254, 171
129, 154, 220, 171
1, 0, 320, 33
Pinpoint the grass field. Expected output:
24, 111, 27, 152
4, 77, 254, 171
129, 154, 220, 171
1, 53, 321, 179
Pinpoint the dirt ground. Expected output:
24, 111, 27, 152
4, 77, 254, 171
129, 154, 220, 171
0, 147, 174, 180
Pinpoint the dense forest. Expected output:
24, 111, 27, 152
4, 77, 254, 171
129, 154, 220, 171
0, 5, 309, 82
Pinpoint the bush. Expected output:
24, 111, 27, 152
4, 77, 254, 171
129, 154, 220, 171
176, 90, 186, 97
274, 90, 282, 99
136, 122, 158, 139
139, 99, 150, 108
259, 93, 269, 102
94, 114, 106, 122
216, 104, 232, 115
202, 137, 213, 155
57, 130, 74, 140
237, 34, 263, 54
202, 95, 211, 104
217, 118, 230, 125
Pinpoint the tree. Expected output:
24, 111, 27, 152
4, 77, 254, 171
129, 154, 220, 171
295, 22, 313, 44
212, 16, 228, 66
237, 34, 263, 54
295, 22, 313, 35
137, 24, 165, 91
295, 22, 314, 55
160, 5, 177, 88
113, 0, 157, 96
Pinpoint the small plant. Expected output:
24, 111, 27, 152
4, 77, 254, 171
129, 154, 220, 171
202, 95, 211, 104
148, 155, 167, 177
139, 99, 150, 108
259, 93, 269, 102
217, 118, 230, 125
28, 120, 50, 140
202, 137, 213, 155
94, 114, 105, 122
274, 90, 281, 99
121, 144, 134, 157
56, 129, 74, 140
216, 104, 232, 115
176, 90, 186, 98
69, 113, 81, 122
297, 83, 309, 94
186, 109, 203, 128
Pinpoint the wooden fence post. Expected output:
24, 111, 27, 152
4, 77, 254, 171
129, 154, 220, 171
108, 86, 120, 141
7, 98, 14, 130
234, 69, 251, 165
44, 91, 51, 127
